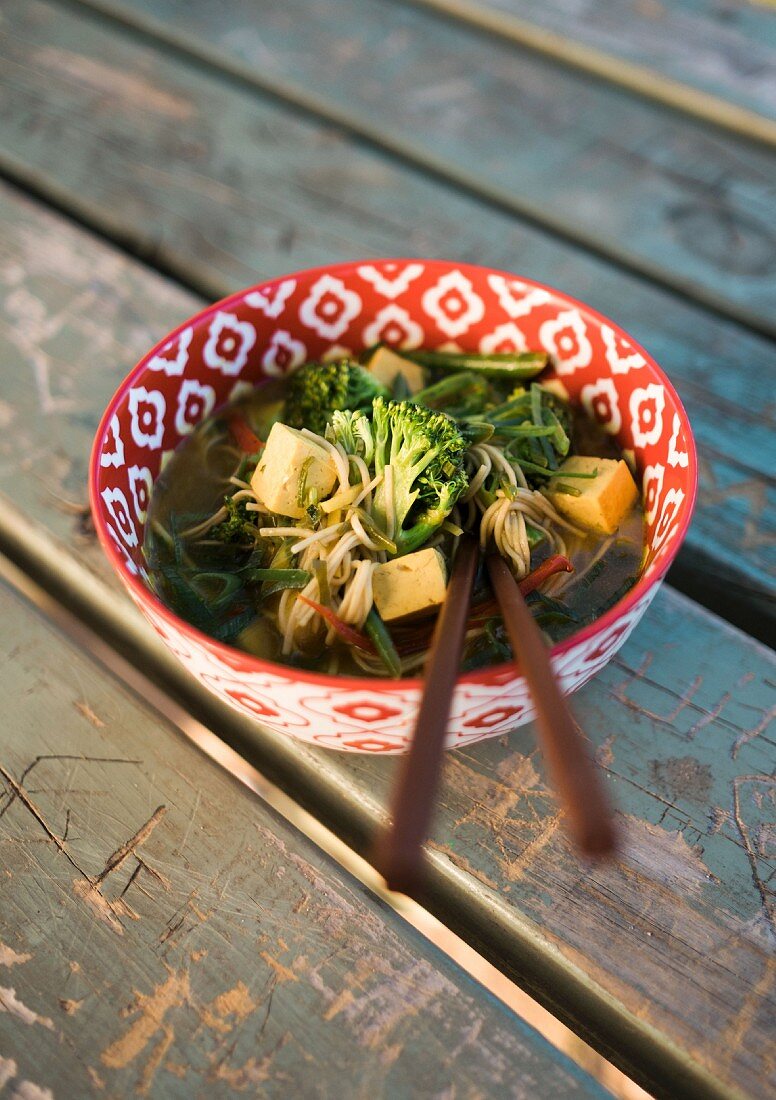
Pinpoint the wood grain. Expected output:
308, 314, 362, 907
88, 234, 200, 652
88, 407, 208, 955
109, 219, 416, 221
59, 0, 776, 333
402, 0, 776, 133
1, 3, 774, 635
0, 186, 774, 1098
0, 580, 608, 1099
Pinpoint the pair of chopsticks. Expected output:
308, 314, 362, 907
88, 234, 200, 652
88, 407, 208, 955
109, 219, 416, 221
374, 534, 617, 895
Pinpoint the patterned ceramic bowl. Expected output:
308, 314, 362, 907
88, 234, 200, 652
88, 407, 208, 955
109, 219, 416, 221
90, 260, 696, 753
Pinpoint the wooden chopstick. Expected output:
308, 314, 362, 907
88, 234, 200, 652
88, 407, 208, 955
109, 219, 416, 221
373, 533, 480, 894
486, 552, 617, 857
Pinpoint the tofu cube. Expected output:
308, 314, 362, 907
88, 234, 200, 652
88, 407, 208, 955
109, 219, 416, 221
546, 456, 639, 535
251, 422, 337, 518
365, 346, 426, 395
372, 548, 448, 624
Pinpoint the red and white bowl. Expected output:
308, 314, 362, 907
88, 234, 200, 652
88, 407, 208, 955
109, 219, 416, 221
90, 260, 697, 753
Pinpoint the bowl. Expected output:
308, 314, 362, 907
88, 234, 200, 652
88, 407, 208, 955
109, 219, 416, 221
90, 260, 697, 753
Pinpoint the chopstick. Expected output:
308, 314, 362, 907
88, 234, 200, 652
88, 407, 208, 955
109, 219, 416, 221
373, 533, 479, 894
486, 552, 618, 857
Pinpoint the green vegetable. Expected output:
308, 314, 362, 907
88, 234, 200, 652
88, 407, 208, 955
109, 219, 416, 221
157, 562, 215, 629
465, 380, 598, 487
529, 591, 580, 624
326, 408, 375, 465
252, 541, 311, 599
306, 493, 322, 527
544, 466, 599, 480
235, 545, 270, 573
210, 609, 258, 642
462, 618, 512, 671
264, 538, 294, 570
371, 397, 469, 555
475, 383, 574, 489
168, 513, 193, 566
513, 458, 589, 480
458, 420, 495, 445
312, 559, 330, 605
365, 609, 402, 678
531, 382, 557, 470
156, 561, 254, 642
526, 522, 546, 548
245, 567, 312, 586
189, 571, 243, 610
405, 349, 548, 380
486, 390, 532, 422
486, 423, 556, 438
534, 610, 575, 629
284, 359, 389, 436
536, 383, 574, 441
353, 508, 397, 555
542, 408, 571, 457
210, 494, 259, 544
411, 371, 490, 418
296, 456, 314, 508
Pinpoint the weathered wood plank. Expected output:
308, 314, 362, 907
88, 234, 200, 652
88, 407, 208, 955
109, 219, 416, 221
58, 0, 776, 333
1, 4, 774, 633
0, 189, 774, 1098
0, 580, 609, 1099
404, 0, 776, 129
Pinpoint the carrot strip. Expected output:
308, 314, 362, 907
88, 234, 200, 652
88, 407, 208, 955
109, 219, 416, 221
468, 555, 574, 619
298, 595, 376, 653
517, 554, 573, 596
226, 412, 263, 453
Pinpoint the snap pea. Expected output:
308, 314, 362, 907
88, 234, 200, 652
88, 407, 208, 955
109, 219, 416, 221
365, 609, 402, 679
406, 349, 548, 380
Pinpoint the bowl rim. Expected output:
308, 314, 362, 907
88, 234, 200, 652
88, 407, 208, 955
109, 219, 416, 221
89, 258, 698, 690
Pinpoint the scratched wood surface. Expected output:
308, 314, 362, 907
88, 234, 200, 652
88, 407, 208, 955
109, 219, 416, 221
2, 4, 775, 637
57, 0, 776, 332
0, 188, 774, 1099
0, 581, 611, 1100
405, 0, 776, 126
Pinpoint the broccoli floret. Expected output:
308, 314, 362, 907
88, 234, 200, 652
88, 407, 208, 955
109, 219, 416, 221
371, 397, 468, 555
210, 494, 258, 544
284, 359, 388, 436
326, 409, 375, 465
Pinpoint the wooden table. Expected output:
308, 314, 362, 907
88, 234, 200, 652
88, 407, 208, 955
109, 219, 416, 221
0, 2, 774, 1097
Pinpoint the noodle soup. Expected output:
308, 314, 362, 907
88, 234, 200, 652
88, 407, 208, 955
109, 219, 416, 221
145, 348, 645, 678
